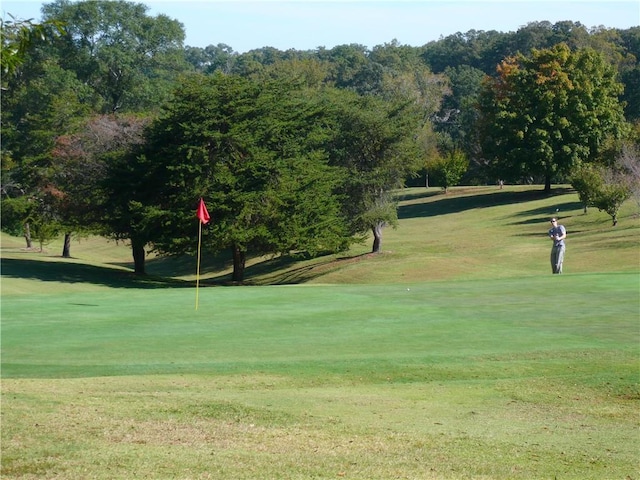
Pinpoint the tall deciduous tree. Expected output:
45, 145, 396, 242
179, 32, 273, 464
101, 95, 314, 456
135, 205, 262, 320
478, 43, 626, 192
1, 15, 67, 247
324, 88, 425, 253
41, 0, 187, 113
1, 58, 96, 248
50, 114, 149, 257
618, 27, 640, 122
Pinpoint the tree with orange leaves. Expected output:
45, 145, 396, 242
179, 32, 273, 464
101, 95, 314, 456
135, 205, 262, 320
477, 43, 626, 192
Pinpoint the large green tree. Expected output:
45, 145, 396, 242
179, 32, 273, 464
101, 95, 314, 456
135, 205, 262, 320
1, 58, 96, 247
105, 73, 351, 280
323, 88, 426, 253
41, 0, 187, 113
1, 15, 67, 247
251, 55, 439, 254
478, 43, 626, 192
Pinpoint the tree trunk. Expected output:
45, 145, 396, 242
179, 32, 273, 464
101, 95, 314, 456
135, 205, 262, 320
132, 241, 146, 275
231, 244, 246, 282
62, 232, 72, 258
24, 222, 32, 249
371, 222, 384, 253
544, 175, 552, 193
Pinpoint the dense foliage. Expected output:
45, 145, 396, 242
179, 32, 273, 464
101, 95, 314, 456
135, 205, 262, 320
1, 1, 637, 279
107, 74, 356, 279
477, 44, 626, 191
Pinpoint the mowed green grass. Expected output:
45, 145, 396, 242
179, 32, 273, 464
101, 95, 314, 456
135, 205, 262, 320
1, 186, 639, 479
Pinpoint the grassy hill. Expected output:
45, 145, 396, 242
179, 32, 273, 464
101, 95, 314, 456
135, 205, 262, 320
2, 185, 638, 288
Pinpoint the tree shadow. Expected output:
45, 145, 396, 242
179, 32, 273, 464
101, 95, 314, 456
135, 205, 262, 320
397, 187, 574, 220
396, 189, 442, 203
195, 251, 357, 286
238, 253, 373, 285
1, 247, 363, 289
141, 249, 311, 285
141, 243, 368, 286
141, 250, 233, 278
0, 257, 190, 289
508, 200, 585, 225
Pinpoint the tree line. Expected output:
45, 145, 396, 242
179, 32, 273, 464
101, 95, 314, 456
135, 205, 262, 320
1, 0, 638, 281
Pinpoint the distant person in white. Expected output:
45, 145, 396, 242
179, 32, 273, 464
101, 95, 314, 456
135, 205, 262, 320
548, 217, 567, 274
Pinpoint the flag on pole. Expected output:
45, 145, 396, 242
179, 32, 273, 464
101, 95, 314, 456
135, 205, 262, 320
195, 197, 209, 310
197, 197, 210, 224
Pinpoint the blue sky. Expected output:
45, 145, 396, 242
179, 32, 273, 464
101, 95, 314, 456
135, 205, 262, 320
2, 1, 639, 53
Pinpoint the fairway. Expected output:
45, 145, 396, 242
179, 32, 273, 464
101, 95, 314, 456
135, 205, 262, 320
2, 275, 639, 479
2, 187, 639, 479
1, 274, 638, 379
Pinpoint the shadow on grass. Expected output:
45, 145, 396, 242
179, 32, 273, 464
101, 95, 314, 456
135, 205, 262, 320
239, 253, 374, 285
510, 200, 584, 225
0, 257, 191, 289
1, 249, 351, 289
136, 250, 232, 279
398, 187, 574, 220
396, 189, 443, 203
143, 246, 361, 286
143, 250, 314, 285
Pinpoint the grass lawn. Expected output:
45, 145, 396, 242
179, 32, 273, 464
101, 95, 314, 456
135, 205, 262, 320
1, 186, 639, 479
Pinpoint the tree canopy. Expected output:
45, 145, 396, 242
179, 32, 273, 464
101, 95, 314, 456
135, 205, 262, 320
477, 43, 627, 191
41, 0, 188, 113
105, 74, 355, 280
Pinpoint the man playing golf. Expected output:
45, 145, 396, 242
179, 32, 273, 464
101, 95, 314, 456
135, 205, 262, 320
548, 217, 567, 274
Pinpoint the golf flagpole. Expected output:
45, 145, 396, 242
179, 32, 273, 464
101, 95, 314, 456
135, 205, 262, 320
195, 198, 210, 310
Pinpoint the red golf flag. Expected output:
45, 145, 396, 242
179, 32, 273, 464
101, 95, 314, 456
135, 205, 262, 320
197, 198, 210, 224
